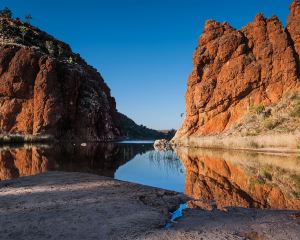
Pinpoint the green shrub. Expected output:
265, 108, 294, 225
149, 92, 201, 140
67, 56, 74, 64
45, 41, 56, 56
233, 123, 243, 129
249, 104, 265, 115
250, 177, 266, 186
19, 26, 27, 41
290, 101, 300, 117
262, 170, 272, 181
262, 117, 279, 130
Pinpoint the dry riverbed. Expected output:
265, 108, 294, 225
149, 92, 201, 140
0, 172, 299, 240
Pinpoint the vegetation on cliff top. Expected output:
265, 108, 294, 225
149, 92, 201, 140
0, 7, 83, 67
230, 92, 300, 137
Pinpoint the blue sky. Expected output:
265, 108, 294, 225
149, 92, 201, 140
0, 0, 291, 129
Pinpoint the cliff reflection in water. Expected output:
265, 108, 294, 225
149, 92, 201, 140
176, 147, 300, 210
2, 143, 300, 210
0, 143, 153, 181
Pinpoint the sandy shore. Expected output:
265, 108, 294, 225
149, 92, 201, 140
0, 172, 299, 240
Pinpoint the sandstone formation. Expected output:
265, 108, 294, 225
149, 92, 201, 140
176, 0, 300, 138
0, 18, 168, 141
0, 18, 121, 141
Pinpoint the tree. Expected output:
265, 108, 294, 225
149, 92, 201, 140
67, 56, 74, 64
19, 26, 27, 41
45, 41, 56, 56
57, 44, 65, 57
25, 14, 32, 24
0, 7, 12, 19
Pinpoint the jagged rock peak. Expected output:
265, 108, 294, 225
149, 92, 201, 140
175, 0, 300, 138
290, 0, 300, 15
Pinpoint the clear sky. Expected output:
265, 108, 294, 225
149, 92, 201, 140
0, 0, 292, 130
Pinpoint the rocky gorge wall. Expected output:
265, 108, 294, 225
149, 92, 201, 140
0, 18, 169, 141
176, 0, 300, 138
0, 46, 122, 141
0, 18, 121, 141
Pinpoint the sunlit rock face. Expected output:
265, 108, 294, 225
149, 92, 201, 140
176, 0, 300, 138
0, 144, 152, 181
176, 148, 300, 210
287, 0, 300, 62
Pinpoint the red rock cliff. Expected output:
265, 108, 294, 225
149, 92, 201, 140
0, 18, 121, 141
176, 0, 300, 138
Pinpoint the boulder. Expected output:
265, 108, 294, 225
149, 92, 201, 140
154, 139, 172, 151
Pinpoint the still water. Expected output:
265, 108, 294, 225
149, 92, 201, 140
1, 141, 300, 210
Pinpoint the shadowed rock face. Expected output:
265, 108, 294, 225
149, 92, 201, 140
176, 148, 300, 210
0, 143, 153, 180
176, 0, 300, 137
0, 18, 173, 141
0, 17, 120, 141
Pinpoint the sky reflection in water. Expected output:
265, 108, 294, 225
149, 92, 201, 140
1, 142, 300, 210
115, 150, 185, 192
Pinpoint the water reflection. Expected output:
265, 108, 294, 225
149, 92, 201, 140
0, 143, 186, 192
0, 143, 153, 180
115, 150, 185, 192
1, 143, 300, 210
176, 147, 300, 210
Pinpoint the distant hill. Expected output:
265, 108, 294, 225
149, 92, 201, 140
115, 113, 175, 140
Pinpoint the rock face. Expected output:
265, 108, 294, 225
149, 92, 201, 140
176, 0, 300, 138
0, 18, 168, 141
0, 18, 120, 141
